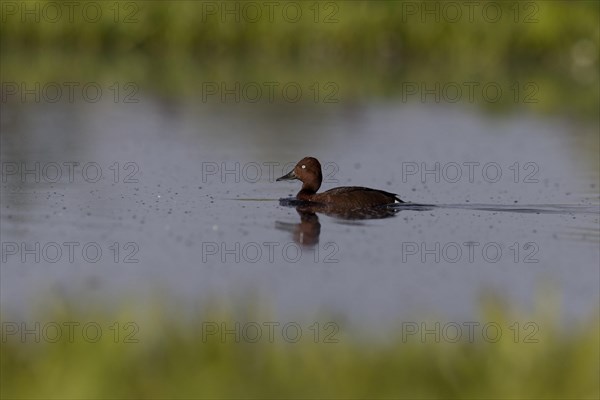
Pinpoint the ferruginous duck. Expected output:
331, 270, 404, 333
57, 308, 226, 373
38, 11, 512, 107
276, 157, 403, 207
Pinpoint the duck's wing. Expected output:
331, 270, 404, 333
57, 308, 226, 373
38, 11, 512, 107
322, 186, 404, 203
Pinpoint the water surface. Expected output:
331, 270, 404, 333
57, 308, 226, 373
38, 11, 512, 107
1, 99, 598, 331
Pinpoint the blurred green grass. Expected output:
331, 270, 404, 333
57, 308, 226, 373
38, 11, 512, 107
2, 301, 599, 399
1, 1, 598, 115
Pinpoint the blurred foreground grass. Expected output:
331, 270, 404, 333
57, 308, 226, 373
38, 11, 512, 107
2, 301, 598, 399
1, 1, 599, 116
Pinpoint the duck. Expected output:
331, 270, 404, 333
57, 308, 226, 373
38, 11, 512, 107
276, 157, 403, 207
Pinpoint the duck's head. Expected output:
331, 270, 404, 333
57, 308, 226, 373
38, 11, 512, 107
276, 157, 322, 192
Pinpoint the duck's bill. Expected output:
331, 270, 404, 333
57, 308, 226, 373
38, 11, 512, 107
276, 170, 297, 181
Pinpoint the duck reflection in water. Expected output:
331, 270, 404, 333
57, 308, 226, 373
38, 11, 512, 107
275, 199, 401, 247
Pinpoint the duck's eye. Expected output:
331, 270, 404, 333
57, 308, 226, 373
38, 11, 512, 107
301, 165, 306, 169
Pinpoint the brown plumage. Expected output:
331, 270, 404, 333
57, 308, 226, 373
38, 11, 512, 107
276, 157, 403, 207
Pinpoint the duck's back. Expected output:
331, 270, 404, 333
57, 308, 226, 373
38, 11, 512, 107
314, 186, 402, 207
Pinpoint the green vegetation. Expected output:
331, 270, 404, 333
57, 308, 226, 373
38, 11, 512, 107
2, 302, 598, 399
1, 1, 598, 115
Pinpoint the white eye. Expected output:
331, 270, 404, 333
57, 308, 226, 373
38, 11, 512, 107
301, 165, 306, 169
